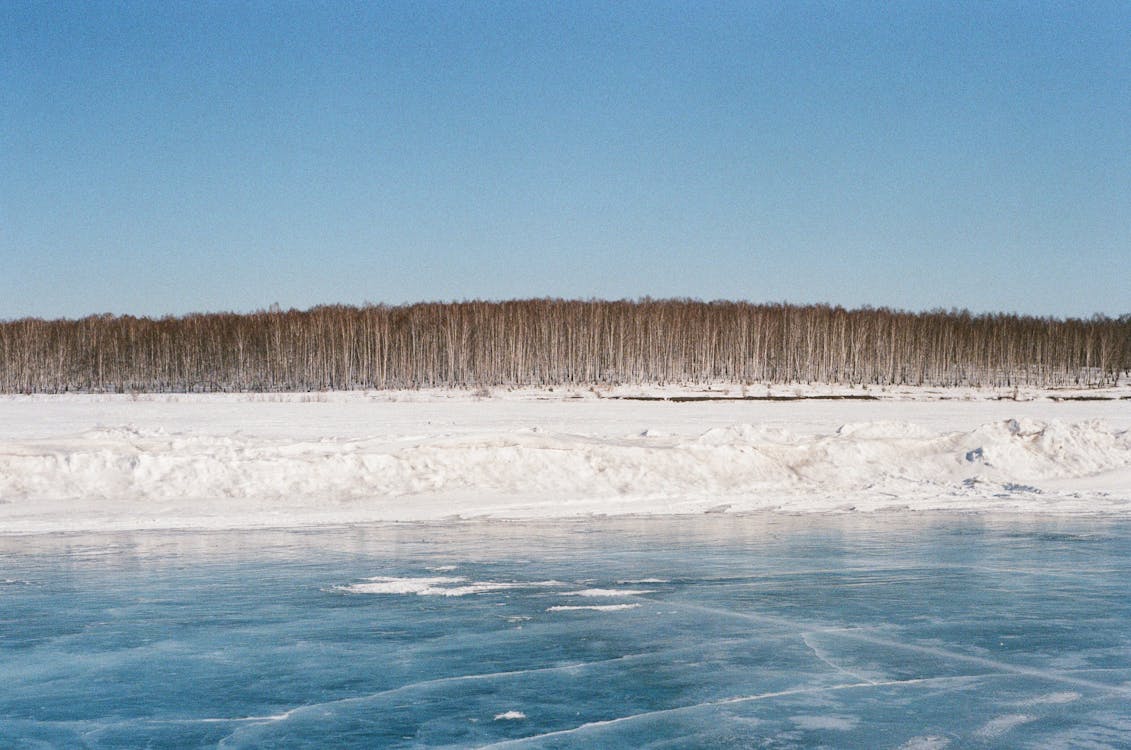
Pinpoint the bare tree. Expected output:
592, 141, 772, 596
1, 300, 1127, 393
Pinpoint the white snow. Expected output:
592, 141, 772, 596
616, 578, 669, 584
0, 385, 1129, 533
973, 714, 1034, 738
493, 711, 526, 721
1021, 691, 1080, 705
897, 737, 950, 750
338, 576, 563, 597
546, 604, 642, 612
338, 576, 470, 596
789, 714, 859, 731
568, 588, 654, 597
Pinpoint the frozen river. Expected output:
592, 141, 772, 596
3, 513, 1130, 748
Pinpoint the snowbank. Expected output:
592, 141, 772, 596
0, 388, 1129, 532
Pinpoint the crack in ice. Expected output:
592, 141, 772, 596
214, 650, 676, 747
801, 631, 878, 684
651, 598, 1131, 698
471, 675, 985, 749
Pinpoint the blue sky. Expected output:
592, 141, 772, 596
2, 1, 1128, 320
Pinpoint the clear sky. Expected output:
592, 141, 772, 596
2, 1, 1128, 320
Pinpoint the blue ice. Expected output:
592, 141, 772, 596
2, 514, 1130, 748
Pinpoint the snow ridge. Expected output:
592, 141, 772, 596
1, 417, 1129, 531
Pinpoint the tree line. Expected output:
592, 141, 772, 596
0, 300, 1127, 393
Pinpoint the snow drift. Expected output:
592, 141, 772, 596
1, 415, 1129, 532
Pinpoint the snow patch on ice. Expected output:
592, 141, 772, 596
1022, 691, 1080, 705
338, 576, 467, 596
897, 737, 950, 750
974, 714, 1034, 737
338, 576, 563, 597
568, 588, 653, 597
546, 604, 641, 612
789, 714, 859, 731
493, 711, 526, 721
616, 578, 669, 584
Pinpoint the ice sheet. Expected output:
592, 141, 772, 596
7, 516, 1127, 748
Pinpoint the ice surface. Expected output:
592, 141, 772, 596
0, 388, 1129, 532
2, 515, 1130, 748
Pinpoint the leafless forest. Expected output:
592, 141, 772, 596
1, 300, 1127, 393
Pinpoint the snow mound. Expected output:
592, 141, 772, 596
836, 421, 935, 439
1, 418, 1128, 530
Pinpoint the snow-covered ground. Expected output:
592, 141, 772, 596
1, 384, 1129, 533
